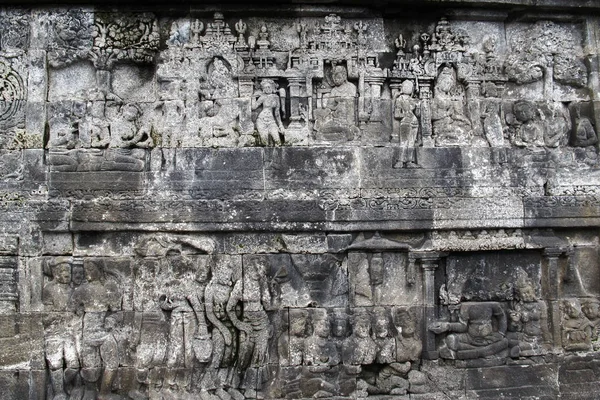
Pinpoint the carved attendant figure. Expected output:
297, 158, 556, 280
507, 274, 549, 357
252, 79, 285, 146
203, 259, 240, 399
227, 257, 271, 399
394, 80, 420, 167
561, 300, 593, 351
481, 82, 504, 147
42, 259, 81, 400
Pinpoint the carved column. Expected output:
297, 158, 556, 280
364, 75, 385, 122
466, 80, 482, 138
543, 247, 567, 349
418, 79, 434, 147
584, 17, 600, 146
287, 76, 307, 126
237, 76, 255, 136
414, 251, 446, 359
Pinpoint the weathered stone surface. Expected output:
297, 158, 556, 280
0, 3, 599, 399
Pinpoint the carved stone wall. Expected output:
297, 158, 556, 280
2, 2, 600, 399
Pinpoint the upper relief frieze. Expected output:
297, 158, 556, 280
0, 9, 594, 153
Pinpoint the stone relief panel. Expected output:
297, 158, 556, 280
4, 226, 600, 398
0, 10, 589, 152
3, 4, 600, 399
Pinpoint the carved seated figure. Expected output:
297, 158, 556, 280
562, 300, 593, 352
429, 302, 508, 360
314, 65, 360, 142
103, 104, 152, 172
510, 101, 544, 147
198, 58, 241, 147
572, 113, 598, 148
431, 66, 472, 147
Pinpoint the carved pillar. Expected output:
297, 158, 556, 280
364, 76, 385, 122
414, 251, 446, 359
418, 79, 434, 147
237, 76, 254, 136
287, 76, 307, 125
584, 17, 600, 148
543, 247, 567, 349
466, 80, 482, 138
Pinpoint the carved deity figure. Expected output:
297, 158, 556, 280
507, 274, 549, 357
394, 80, 420, 168
198, 58, 241, 146
429, 302, 508, 360
227, 257, 271, 399
360, 307, 411, 396
582, 299, 600, 350
480, 82, 505, 147
431, 66, 472, 147
561, 300, 593, 351
314, 65, 360, 142
252, 79, 285, 146
373, 307, 396, 364
287, 309, 308, 366
109, 103, 153, 149
541, 101, 570, 148
99, 314, 128, 397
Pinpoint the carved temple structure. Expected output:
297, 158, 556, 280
0, 0, 600, 398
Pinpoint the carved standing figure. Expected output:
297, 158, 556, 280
394, 80, 420, 167
227, 257, 272, 399
42, 259, 81, 400
480, 82, 504, 147
253, 79, 285, 146
203, 258, 240, 399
